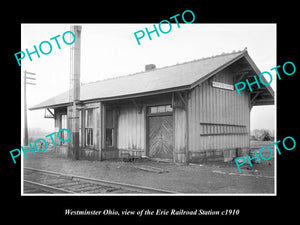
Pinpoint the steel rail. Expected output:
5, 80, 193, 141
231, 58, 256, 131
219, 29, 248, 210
24, 180, 76, 194
24, 167, 178, 194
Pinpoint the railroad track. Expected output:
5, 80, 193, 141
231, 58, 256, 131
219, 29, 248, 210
23, 167, 177, 194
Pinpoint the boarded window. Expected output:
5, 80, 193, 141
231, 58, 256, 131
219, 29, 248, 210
200, 123, 247, 135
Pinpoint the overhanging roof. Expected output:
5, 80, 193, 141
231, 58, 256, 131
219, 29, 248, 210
29, 49, 274, 110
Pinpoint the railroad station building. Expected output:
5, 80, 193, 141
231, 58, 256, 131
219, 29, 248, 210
29, 49, 274, 165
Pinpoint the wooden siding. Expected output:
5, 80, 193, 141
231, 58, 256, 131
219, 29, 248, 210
174, 106, 188, 164
94, 102, 103, 152
117, 105, 146, 153
188, 67, 250, 153
63, 102, 103, 160
78, 102, 102, 150
53, 107, 68, 154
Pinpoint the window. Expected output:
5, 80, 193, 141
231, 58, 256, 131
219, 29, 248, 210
85, 109, 93, 146
157, 105, 165, 113
149, 105, 173, 114
106, 128, 113, 147
60, 114, 68, 144
166, 105, 172, 112
79, 110, 81, 146
105, 108, 114, 147
150, 106, 158, 114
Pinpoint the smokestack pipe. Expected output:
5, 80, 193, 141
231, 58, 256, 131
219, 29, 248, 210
69, 25, 81, 160
73, 26, 81, 103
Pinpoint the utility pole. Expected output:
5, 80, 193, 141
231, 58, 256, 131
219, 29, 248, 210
23, 70, 36, 146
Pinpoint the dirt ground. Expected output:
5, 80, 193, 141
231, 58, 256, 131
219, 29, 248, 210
23, 146, 275, 194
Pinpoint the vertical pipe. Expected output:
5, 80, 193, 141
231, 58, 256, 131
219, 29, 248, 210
69, 25, 81, 160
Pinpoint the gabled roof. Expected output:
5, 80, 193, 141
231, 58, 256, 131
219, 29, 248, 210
29, 49, 274, 110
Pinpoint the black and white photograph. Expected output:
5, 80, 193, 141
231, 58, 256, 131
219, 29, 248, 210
4, 5, 298, 222
20, 23, 276, 195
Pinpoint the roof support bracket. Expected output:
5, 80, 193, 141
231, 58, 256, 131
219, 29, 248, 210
173, 91, 188, 111
250, 91, 262, 106
234, 71, 251, 84
131, 99, 143, 114
44, 108, 55, 119
177, 92, 187, 106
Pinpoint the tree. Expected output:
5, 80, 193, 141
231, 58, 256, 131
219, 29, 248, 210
261, 130, 272, 141
252, 129, 272, 141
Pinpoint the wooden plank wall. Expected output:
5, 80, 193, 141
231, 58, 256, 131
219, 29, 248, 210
188, 68, 250, 153
53, 107, 68, 154
117, 105, 146, 153
174, 106, 187, 164
54, 110, 61, 141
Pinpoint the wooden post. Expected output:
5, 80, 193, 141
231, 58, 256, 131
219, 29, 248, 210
96, 103, 102, 160
185, 91, 189, 165
23, 70, 28, 146
113, 107, 119, 149
99, 103, 106, 160
23, 70, 36, 146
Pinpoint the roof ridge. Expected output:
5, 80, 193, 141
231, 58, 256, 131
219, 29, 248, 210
82, 48, 247, 86
162, 47, 247, 68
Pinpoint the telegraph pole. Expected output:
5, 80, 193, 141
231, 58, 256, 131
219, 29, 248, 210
23, 70, 36, 146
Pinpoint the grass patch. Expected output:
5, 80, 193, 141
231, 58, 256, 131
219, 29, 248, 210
250, 140, 273, 149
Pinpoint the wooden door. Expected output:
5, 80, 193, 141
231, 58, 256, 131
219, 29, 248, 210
148, 115, 173, 159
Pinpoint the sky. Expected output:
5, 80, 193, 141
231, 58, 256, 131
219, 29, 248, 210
21, 23, 276, 134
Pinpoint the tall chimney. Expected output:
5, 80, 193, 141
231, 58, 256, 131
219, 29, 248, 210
145, 64, 156, 71
73, 26, 81, 104
69, 25, 81, 160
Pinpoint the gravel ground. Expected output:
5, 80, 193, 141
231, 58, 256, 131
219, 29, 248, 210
23, 148, 275, 194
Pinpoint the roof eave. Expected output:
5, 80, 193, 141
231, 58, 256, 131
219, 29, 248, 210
252, 99, 275, 106
29, 85, 191, 110
243, 52, 275, 98
190, 51, 247, 89
29, 102, 71, 111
